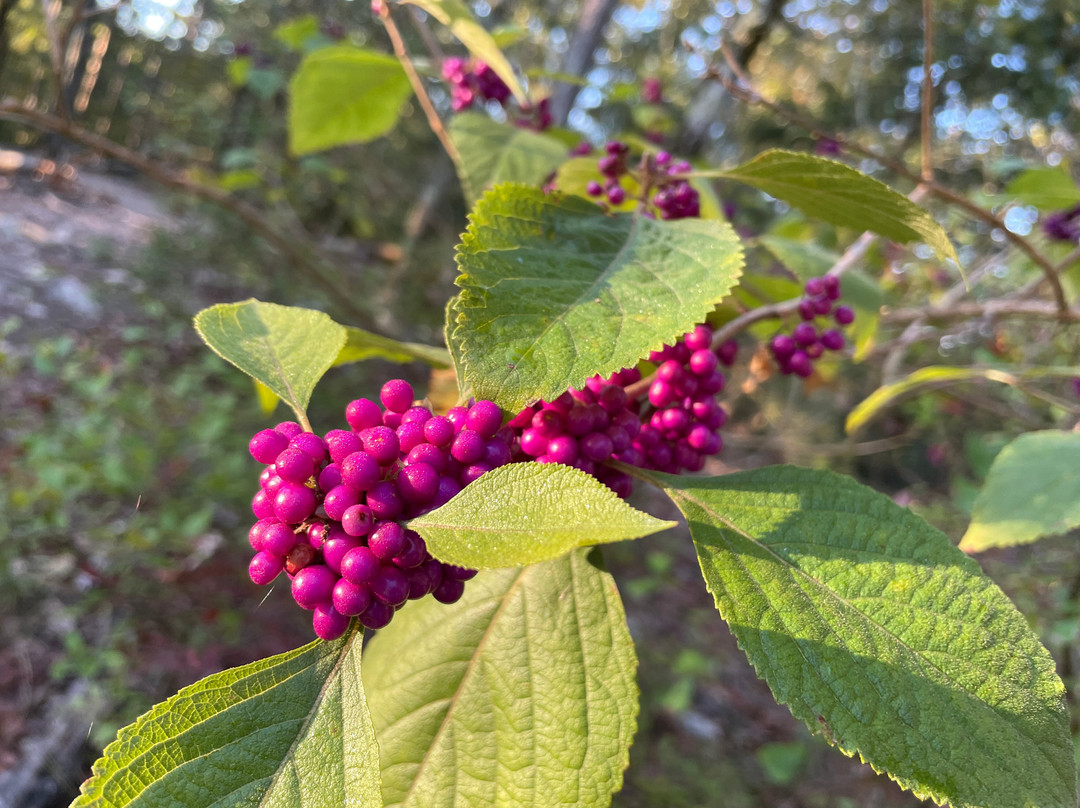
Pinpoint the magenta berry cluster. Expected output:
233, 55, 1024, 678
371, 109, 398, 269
246, 379, 510, 640
651, 152, 700, 220
586, 141, 633, 207
507, 324, 737, 499
768, 276, 855, 378
584, 143, 700, 219
441, 56, 511, 111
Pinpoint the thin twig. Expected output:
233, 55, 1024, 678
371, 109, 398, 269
920, 0, 934, 183
0, 101, 377, 328
407, 6, 445, 64
883, 299, 1080, 325
376, 2, 461, 167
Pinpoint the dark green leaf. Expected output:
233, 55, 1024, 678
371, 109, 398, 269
449, 113, 568, 204
73, 630, 381, 808
961, 430, 1080, 551
409, 462, 675, 568
629, 464, 1076, 808
713, 151, 957, 264
194, 299, 346, 424
454, 184, 744, 412
289, 46, 412, 155
364, 550, 638, 808
1005, 166, 1080, 210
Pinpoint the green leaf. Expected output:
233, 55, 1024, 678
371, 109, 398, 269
712, 150, 958, 264
449, 113, 568, 204
630, 464, 1076, 808
73, 630, 382, 808
454, 184, 744, 412
961, 430, 1080, 552
289, 46, 412, 155
402, 0, 526, 105
1005, 166, 1080, 210
194, 299, 346, 424
409, 463, 675, 568
758, 234, 838, 279
273, 14, 320, 51
336, 326, 451, 368
254, 379, 280, 415
444, 295, 469, 398
363, 549, 638, 808
845, 365, 1080, 434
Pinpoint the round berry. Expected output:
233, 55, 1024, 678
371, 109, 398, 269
360, 427, 400, 466
285, 542, 316, 575
371, 566, 409, 606
318, 463, 343, 491
822, 275, 841, 300
586, 180, 603, 197
322, 532, 359, 574
332, 579, 372, 617
433, 576, 465, 604
607, 186, 626, 205
804, 277, 825, 297
262, 521, 297, 557
290, 432, 328, 464
275, 421, 303, 439
366, 480, 403, 520
275, 447, 315, 484
396, 421, 427, 454
580, 432, 615, 462
797, 300, 816, 321
345, 399, 382, 431
274, 483, 317, 524
393, 530, 427, 568
821, 329, 845, 351
359, 600, 394, 630
834, 305, 855, 326
689, 349, 718, 376
648, 380, 675, 408
313, 604, 351, 641
292, 565, 337, 610
249, 551, 283, 585
788, 351, 813, 378
341, 503, 374, 537
716, 339, 738, 366
341, 451, 380, 492
323, 484, 361, 521
249, 429, 288, 464
326, 430, 363, 464
423, 416, 455, 447
401, 405, 432, 425
397, 462, 439, 504
380, 379, 414, 413
406, 443, 449, 473
340, 545, 381, 584
771, 334, 797, 359
451, 429, 486, 464
792, 322, 818, 347
369, 521, 407, 561
252, 489, 275, 520
466, 400, 502, 438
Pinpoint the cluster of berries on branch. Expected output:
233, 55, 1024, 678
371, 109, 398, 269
768, 275, 855, 378
246, 380, 511, 640
441, 56, 552, 130
584, 142, 700, 220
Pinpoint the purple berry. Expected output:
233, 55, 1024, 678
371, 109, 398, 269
689, 349, 718, 376
292, 565, 337, 610
608, 186, 626, 205
249, 551, 284, 585
274, 483, 317, 524
275, 421, 303, 439
371, 566, 409, 606
275, 447, 315, 484
821, 329, 845, 351
313, 604, 351, 640
804, 277, 825, 297
771, 334, 797, 359
393, 530, 427, 568
252, 489, 275, 520
318, 463, 343, 491
360, 427, 400, 466
341, 451, 380, 492
333, 579, 372, 617
433, 577, 465, 604
423, 416, 455, 447
822, 275, 841, 300
290, 432, 328, 464
397, 462, 439, 503
359, 600, 394, 629
580, 432, 615, 462
341, 503, 375, 537
345, 399, 382, 431
380, 379, 414, 414
262, 521, 297, 557
323, 484, 361, 521
340, 545, 381, 584
326, 430, 364, 464
586, 181, 603, 197
322, 531, 359, 574
792, 322, 817, 347
834, 305, 855, 326
369, 521, 407, 561
788, 351, 813, 378
547, 435, 579, 465
401, 405, 432, 425
406, 443, 449, 473
249, 429, 289, 464
366, 480, 403, 520
451, 429, 486, 464
466, 400, 502, 438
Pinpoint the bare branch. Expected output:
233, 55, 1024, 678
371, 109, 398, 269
920, 0, 934, 183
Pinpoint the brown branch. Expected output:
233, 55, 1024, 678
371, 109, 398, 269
920, 0, 934, 183
0, 101, 378, 328
883, 299, 1080, 325
705, 65, 1071, 314
375, 2, 460, 167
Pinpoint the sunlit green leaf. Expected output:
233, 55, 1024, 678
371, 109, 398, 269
710, 151, 958, 264
449, 113, 568, 204
289, 46, 412, 155
194, 299, 346, 424
73, 630, 381, 808
336, 326, 451, 368
629, 464, 1076, 808
961, 430, 1080, 551
410, 463, 675, 568
454, 184, 743, 412
364, 550, 638, 808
